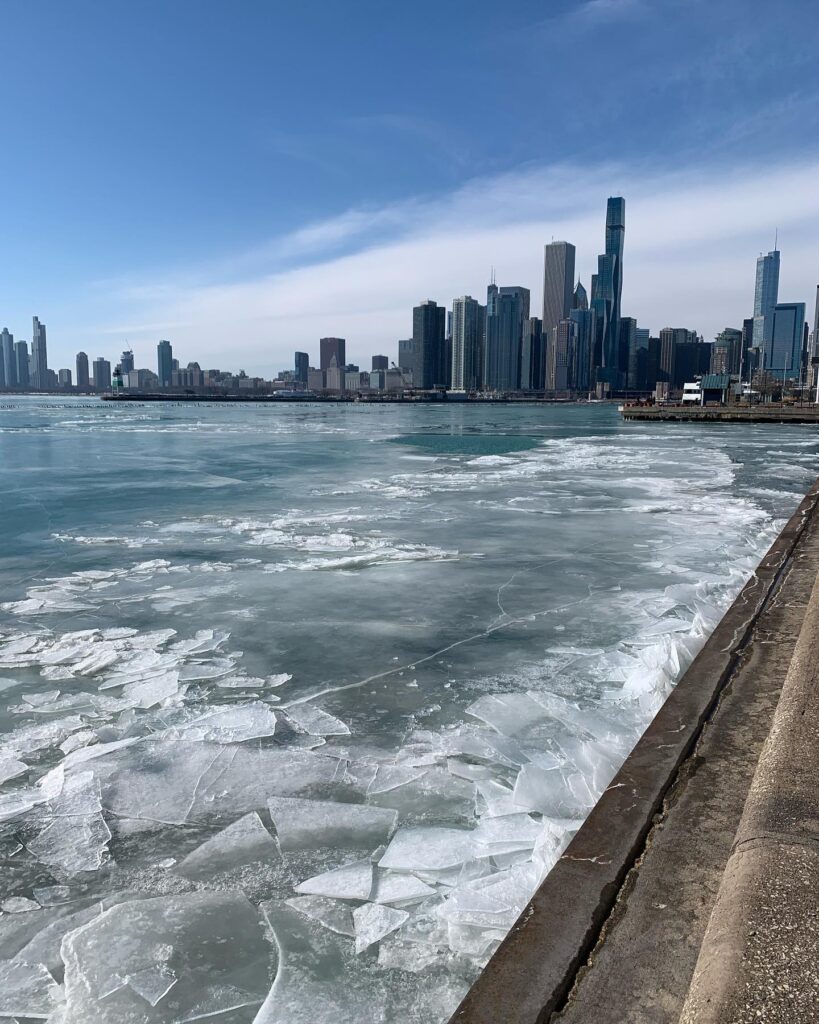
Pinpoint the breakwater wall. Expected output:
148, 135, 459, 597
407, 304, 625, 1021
622, 404, 819, 423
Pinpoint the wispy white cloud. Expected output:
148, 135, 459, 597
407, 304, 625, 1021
568, 0, 644, 24
58, 156, 819, 373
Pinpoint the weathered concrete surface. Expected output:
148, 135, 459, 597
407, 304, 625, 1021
679, 560, 819, 1022
450, 479, 819, 1024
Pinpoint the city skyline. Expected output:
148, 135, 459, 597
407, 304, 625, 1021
1, 2, 818, 373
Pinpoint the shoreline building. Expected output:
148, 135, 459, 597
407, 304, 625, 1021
157, 340, 173, 387
1, 329, 16, 388
591, 198, 625, 389
542, 242, 576, 350
320, 337, 346, 372
521, 316, 544, 391
767, 302, 806, 380
484, 284, 530, 392
31, 316, 48, 390
294, 351, 309, 384
93, 357, 111, 390
120, 349, 135, 375
412, 300, 446, 389
76, 352, 90, 388
450, 295, 485, 391
752, 248, 780, 351
15, 341, 30, 388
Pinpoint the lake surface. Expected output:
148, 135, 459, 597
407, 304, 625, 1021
1, 397, 817, 1023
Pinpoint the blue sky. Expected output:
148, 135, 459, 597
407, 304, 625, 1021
2, 0, 819, 373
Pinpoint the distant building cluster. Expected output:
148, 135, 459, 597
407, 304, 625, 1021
2, 197, 818, 400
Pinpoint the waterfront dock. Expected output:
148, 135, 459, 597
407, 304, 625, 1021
451, 479, 819, 1024
622, 403, 819, 423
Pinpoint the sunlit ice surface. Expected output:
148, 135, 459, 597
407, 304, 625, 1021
0, 396, 817, 1023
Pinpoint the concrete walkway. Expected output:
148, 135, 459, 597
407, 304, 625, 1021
450, 480, 819, 1024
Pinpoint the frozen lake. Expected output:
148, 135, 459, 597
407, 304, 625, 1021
1, 397, 817, 1022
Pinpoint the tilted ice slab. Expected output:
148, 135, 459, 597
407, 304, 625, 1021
268, 797, 397, 853
175, 811, 278, 878
60, 893, 271, 1023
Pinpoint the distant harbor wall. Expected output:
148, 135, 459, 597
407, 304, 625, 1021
622, 404, 819, 423
450, 478, 819, 1024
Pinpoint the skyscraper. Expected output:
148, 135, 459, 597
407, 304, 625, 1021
76, 352, 90, 388
521, 317, 544, 391
120, 349, 135, 375
157, 340, 173, 387
573, 281, 588, 311
812, 285, 819, 357
570, 308, 595, 392
767, 303, 806, 380
547, 319, 573, 391
484, 285, 529, 392
1, 329, 16, 389
752, 249, 780, 350
412, 300, 446, 389
31, 316, 49, 390
58, 369, 73, 387
294, 351, 309, 383
591, 198, 625, 387
320, 338, 346, 371
450, 296, 484, 391
371, 355, 389, 371
93, 357, 112, 390
628, 326, 650, 390
542, 242, 575, 345
15, 341, 30, 388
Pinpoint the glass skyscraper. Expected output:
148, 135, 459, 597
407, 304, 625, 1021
1, 329, 16, 389
157, 340, 174, 387
542, 242, 575, 347
412, 300, 446, 389
591, 197, 625, 387
767, 302, 806, 380
484, 284, 529, 392
31, 316, 49, 390
752, 249, 780, 350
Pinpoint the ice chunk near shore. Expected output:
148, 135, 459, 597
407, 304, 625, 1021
353, 903, 408, 954
371, 871, 436, 905
294, 859, 374, 900
175, 811, 278, 878
182, 701, 277, 743
285, 896, 356, 937
256, 901, 394, 1024
60, 894, 270, 1023
465, 693, 552, 737
283, 703, 350, 737
0, 960, 62, 1019
268, 797, 397, 852
28, 771, 111, 875
379, 827, 474, 873
0, 756, 27, 785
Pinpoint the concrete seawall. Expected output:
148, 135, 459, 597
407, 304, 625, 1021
450, 478, 819, 1024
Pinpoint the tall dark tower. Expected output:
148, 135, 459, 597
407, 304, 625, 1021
591, 197, 625, 387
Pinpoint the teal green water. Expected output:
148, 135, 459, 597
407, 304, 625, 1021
0, 397, 817, 1023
